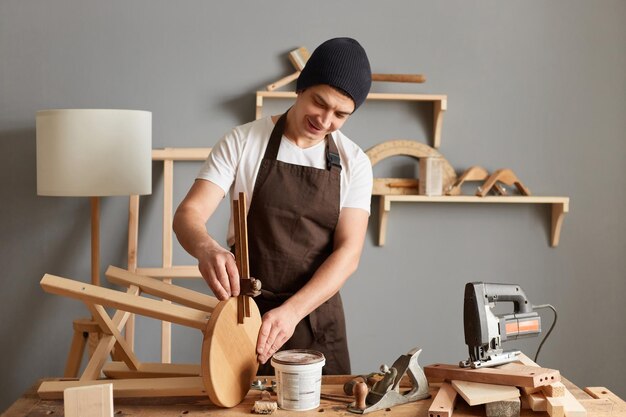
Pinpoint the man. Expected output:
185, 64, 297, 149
173, 37, 373, 375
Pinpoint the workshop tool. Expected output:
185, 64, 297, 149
366, 140, 458, 196
460, 282, 541, 369
476, 168, 531, 197
347, 347, 430, 414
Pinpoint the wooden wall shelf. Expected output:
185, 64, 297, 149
375, 195, 569, 247
255, 91, 448, 148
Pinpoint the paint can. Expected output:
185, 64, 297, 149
271, 349, 326, 411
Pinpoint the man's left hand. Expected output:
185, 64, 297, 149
256, 304, 300, 364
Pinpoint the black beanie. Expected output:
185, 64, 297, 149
296, 37, 372, 110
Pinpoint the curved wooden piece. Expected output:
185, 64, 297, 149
366, 140, 457, 194
446, 166, 506, 196
477, 169, 531, 197
201, 297, 261, 408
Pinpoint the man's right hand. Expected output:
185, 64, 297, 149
197, 248, 240, 300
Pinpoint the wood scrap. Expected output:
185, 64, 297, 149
64, 383, 114, 417
584, 387, 626, 406
485, 397, 521, 417
526, 392, 547, 412
561, 389, 588, 417
544, 382, 566, 398
428, 382, 457, 417
476, 168, 531, 197
451, 380, 519, 406
547, 395, 565, 417
424, 363, 560, 388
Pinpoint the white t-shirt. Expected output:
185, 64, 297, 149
197, 116, 373, 246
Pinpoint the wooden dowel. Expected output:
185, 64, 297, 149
372, 73, 426, 83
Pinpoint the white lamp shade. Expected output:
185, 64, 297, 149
36, 109, 152, 196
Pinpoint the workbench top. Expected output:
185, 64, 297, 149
2, 376, 624, 417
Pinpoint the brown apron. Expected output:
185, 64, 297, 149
247, 111, 350, 375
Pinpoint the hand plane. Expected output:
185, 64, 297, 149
460, 282, 541, 369
347, 347, 430, 414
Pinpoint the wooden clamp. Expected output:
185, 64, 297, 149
233, 192, 251, 324
476, 169, 531, 197
446, 166, 506, 196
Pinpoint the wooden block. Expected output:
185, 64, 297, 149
425, 363, 560, 388
526, 392, 547, 412
561, 389, 587, 417
419, 157, 443, 196
39, 377, 207, 400
547, 395, 565, 417
485, 397, 521, 417
102, 361, 200, 379
428, 382, 458, 417
64, 383, 113, 417
451, 380, 519, 406
543, 382, 566, 398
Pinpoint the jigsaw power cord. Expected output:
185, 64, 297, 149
531, 303, 558, 362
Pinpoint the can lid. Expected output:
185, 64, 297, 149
271, 349, 325, 366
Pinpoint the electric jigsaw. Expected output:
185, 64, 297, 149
460, 282, 542, 368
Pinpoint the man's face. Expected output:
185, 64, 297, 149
289, 84, 355, 144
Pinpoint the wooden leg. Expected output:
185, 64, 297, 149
65, 318, 101, 378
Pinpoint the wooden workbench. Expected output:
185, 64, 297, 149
3, 375, 625, 417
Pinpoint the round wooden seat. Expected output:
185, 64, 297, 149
201, 297, 262, 407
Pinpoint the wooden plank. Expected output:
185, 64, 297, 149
561, 389, 588, 417
584, 387, 626, 406
64, 383, 113, 417
105, 266, 218, 312
256, 90, 448, 102
579, 398, 624, 417
79, 306, 134, 381
135, 266, 202, 278
126, 194, 140, 351
151, 148, 211, 161
451, 380, 519, 406
428, 382, 458, 417
161, 158, 174, 364
88, 304, 140, 371
38, 377, 207, 400
526, 392, 547, 412
79, 335, 116, 381
547, 395, 565, 417
40, 274, 209, 330
102, 361, 200, 379
424, 363, 560, 388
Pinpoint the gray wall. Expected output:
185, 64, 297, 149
1, 0, 625, 411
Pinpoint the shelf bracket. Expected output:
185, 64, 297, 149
433, 98, 447, 149
550, 200, 569, 247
